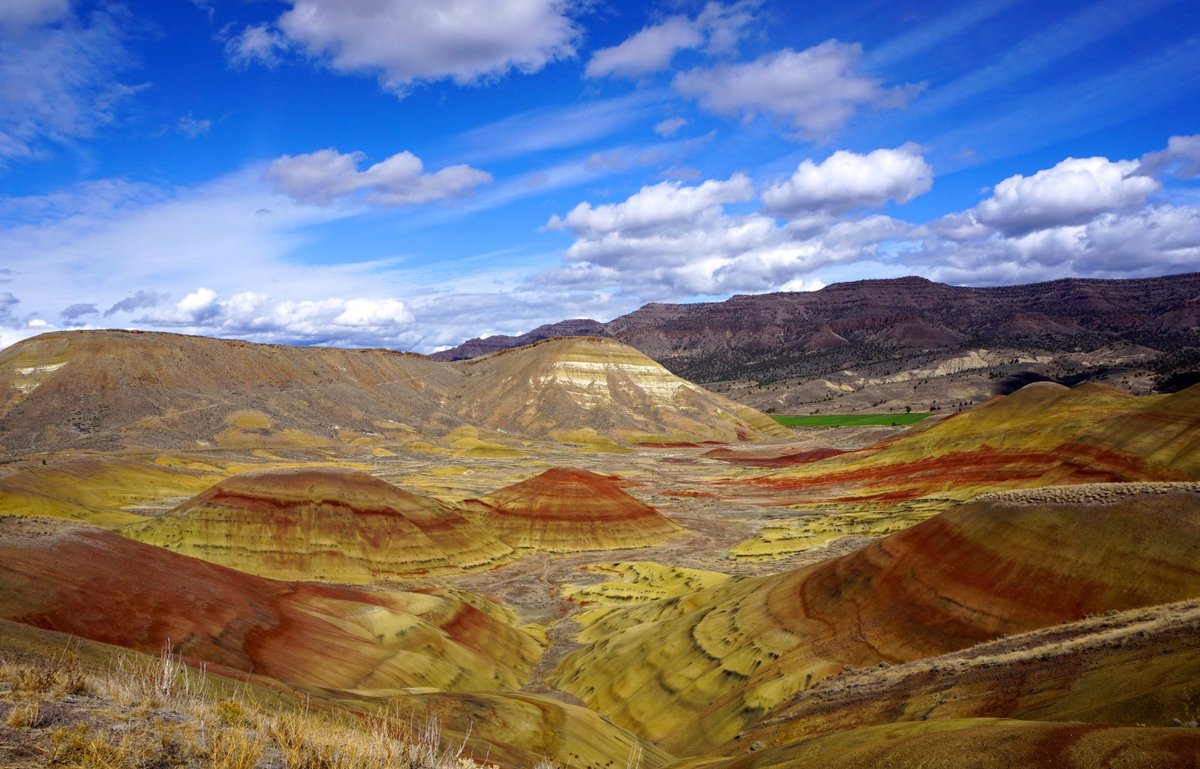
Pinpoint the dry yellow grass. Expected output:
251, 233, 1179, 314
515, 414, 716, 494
0, 643, 513, 769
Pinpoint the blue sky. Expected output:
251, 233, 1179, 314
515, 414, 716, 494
1, 0, 1198, 352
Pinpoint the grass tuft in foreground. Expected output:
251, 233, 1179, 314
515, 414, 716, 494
0, 645, 508, 769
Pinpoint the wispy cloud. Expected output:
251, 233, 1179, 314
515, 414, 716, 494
177, 114, 212, 138
928, 35, 1200, 171
453, 90, 668, 163
0, 4, 140, 166
865, 0, 1025, 69
223, 22, 289, 69
915, 0, 1176, 115
585, 1, 759, 79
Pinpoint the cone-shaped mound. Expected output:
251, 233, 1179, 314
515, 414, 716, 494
457, 337, 789, 443
0, 524, 541, 694
126, 468, 513, 582
551, 487, 1200, 753
478, 467, 683, 552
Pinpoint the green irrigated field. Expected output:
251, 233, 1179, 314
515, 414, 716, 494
771, 412, 930, 427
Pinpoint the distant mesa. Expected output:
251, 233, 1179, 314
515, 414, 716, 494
432, 273, 1200, 390
126, 468, 513, 582
472, 467, 683, 552
428, 273, 1200, 417
430, 318, 608, 361
803, 324, 850, 352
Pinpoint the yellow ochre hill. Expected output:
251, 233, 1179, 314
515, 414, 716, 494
125, 467, 515, 582
551, 486, 1200, 754
750, 380, 1200, 504
0, 330, 784, 454
453, 336, 790, 444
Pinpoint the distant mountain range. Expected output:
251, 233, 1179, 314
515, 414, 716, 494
435, 273, 1200, 413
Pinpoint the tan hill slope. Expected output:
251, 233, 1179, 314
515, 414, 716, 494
0, 329, 459, 454
681, 720, 1200, 769
0, 330, 782, 455
549, 487, 1200, 754
453, 336, 788, 443
125, 467, 515, 582
471, 467, 682, 552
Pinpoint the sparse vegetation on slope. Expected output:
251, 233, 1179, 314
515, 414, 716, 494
0, 331, 783, 455
0, 634, 499, 769
551, 487, 1200, 753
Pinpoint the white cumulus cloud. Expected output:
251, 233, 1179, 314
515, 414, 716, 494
265, 148, 492, 207
910, 139, 1200, 284
673, 41, 920, 140
763, 144, 933, 216
274, 0, 579, 94
541, 175, 912, 301
547, 175, 754, 239
974, 156, 1160, 235
146, 289, 415, 345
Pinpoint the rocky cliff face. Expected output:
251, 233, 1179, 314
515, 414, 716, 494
435, 273, 1200, 412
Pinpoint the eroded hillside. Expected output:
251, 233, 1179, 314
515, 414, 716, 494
0, 331, 784, 455
436, 273, 1200, 414
2, 330, 1199, 769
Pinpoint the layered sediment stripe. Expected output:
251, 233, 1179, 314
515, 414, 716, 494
477, 467, 683, 552
126, 468, 514, 582
551, 489, 1200, 753
0, 525, 542, 693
